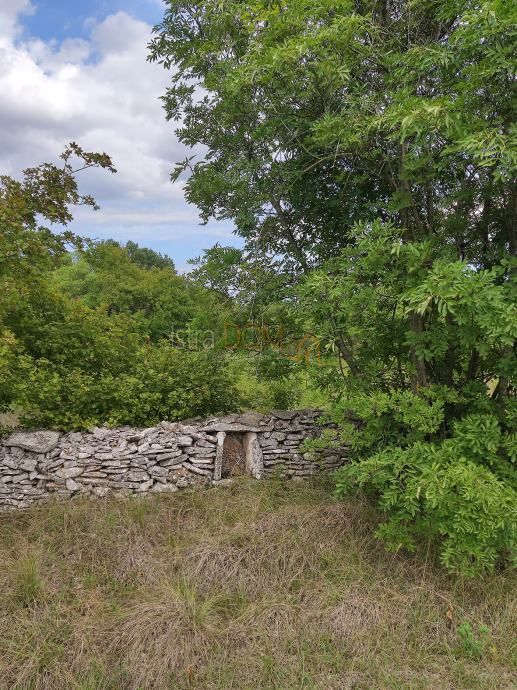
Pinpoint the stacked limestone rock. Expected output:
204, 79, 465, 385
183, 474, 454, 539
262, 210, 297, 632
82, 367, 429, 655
0, 411, 349, 510
258, 410, 347, 478
0, 423, 215, 509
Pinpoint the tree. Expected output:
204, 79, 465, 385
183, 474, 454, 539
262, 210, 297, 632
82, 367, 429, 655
1, 148, 239, 429
150, 0, 516, 574
0, 144, 117, 415
188, 243, 309, 374
54, 241, 193, 341
125, 240, 176, 271
188, 244, 244, 298
150, 0, 512, 271
0, 142, 115, 309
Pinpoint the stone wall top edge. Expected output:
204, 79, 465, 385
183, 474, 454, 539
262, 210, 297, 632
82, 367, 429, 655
2, 409, 326, 453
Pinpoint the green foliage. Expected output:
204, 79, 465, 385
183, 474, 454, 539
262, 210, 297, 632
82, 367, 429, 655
456, 622, 491, 660
125, 240, 175, 271
10, 347, 238, 430
230, 354, 303, 413
151, 0, 517, 576
110, 345, 238, 426
53, 241, 198, 342
0, 150, 242, 430
150, 0, 516, 270
0, 143, 115, 322
335, 438, 516, 577
188, 244, 244, 297
306, 222, 517, 575
300, 223, 517, 575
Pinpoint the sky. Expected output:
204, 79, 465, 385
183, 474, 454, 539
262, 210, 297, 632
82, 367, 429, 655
0, 0, 239, 270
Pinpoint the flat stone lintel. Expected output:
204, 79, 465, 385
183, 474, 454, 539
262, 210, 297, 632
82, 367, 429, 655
4, 431, 61, 454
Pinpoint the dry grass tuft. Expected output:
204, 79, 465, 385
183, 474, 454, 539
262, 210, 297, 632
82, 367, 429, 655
0, 477, 515, 689
111, 582, 240, 689
325, 587, 388, 638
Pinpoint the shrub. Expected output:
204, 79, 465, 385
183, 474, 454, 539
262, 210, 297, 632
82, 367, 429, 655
335, 436, 516, 577
456, 622, 491, 660
9, 345, 240, 430
303, 223, 516, 576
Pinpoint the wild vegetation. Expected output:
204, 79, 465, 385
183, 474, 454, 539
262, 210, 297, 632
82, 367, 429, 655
0, 479, 515, 689
1, 0, 515, 598
0, 148, 315, 430
148, 0, 516, 575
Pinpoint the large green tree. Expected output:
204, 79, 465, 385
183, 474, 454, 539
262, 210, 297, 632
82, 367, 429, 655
1, 143, 117, 414
54, 241, 196, 341
0, 143, 116, 322
150, 0, 515, 271
1, 148, 239, 429
151, 0, 516, 573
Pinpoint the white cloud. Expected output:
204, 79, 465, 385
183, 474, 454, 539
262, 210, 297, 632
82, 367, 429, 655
0, 0, 35, 37
0, 5, 234, 255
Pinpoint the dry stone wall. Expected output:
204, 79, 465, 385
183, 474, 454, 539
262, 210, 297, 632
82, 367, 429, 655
0, 410, 349, 510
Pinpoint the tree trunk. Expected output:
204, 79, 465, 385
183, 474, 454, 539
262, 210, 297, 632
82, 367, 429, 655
409, 312, 428, 394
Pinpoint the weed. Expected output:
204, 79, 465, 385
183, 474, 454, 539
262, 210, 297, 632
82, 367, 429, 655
11, 553, 44, 608
456, 621, 491, 660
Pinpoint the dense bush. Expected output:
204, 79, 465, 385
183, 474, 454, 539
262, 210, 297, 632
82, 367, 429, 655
336, 438, 515, 577
9, 346, 238, 430
303, 223, 516, 576
0, 148, 240, 430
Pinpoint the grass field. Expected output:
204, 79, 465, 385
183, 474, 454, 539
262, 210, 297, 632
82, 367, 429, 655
0, 478, 515, 689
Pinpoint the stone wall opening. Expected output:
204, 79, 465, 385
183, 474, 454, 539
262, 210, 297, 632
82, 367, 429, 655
214, 430, 264, 481
221, 433, 246, 478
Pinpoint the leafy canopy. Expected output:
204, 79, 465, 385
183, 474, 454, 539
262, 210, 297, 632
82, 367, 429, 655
1, 148, 240, 429
151, 0, 517, 574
